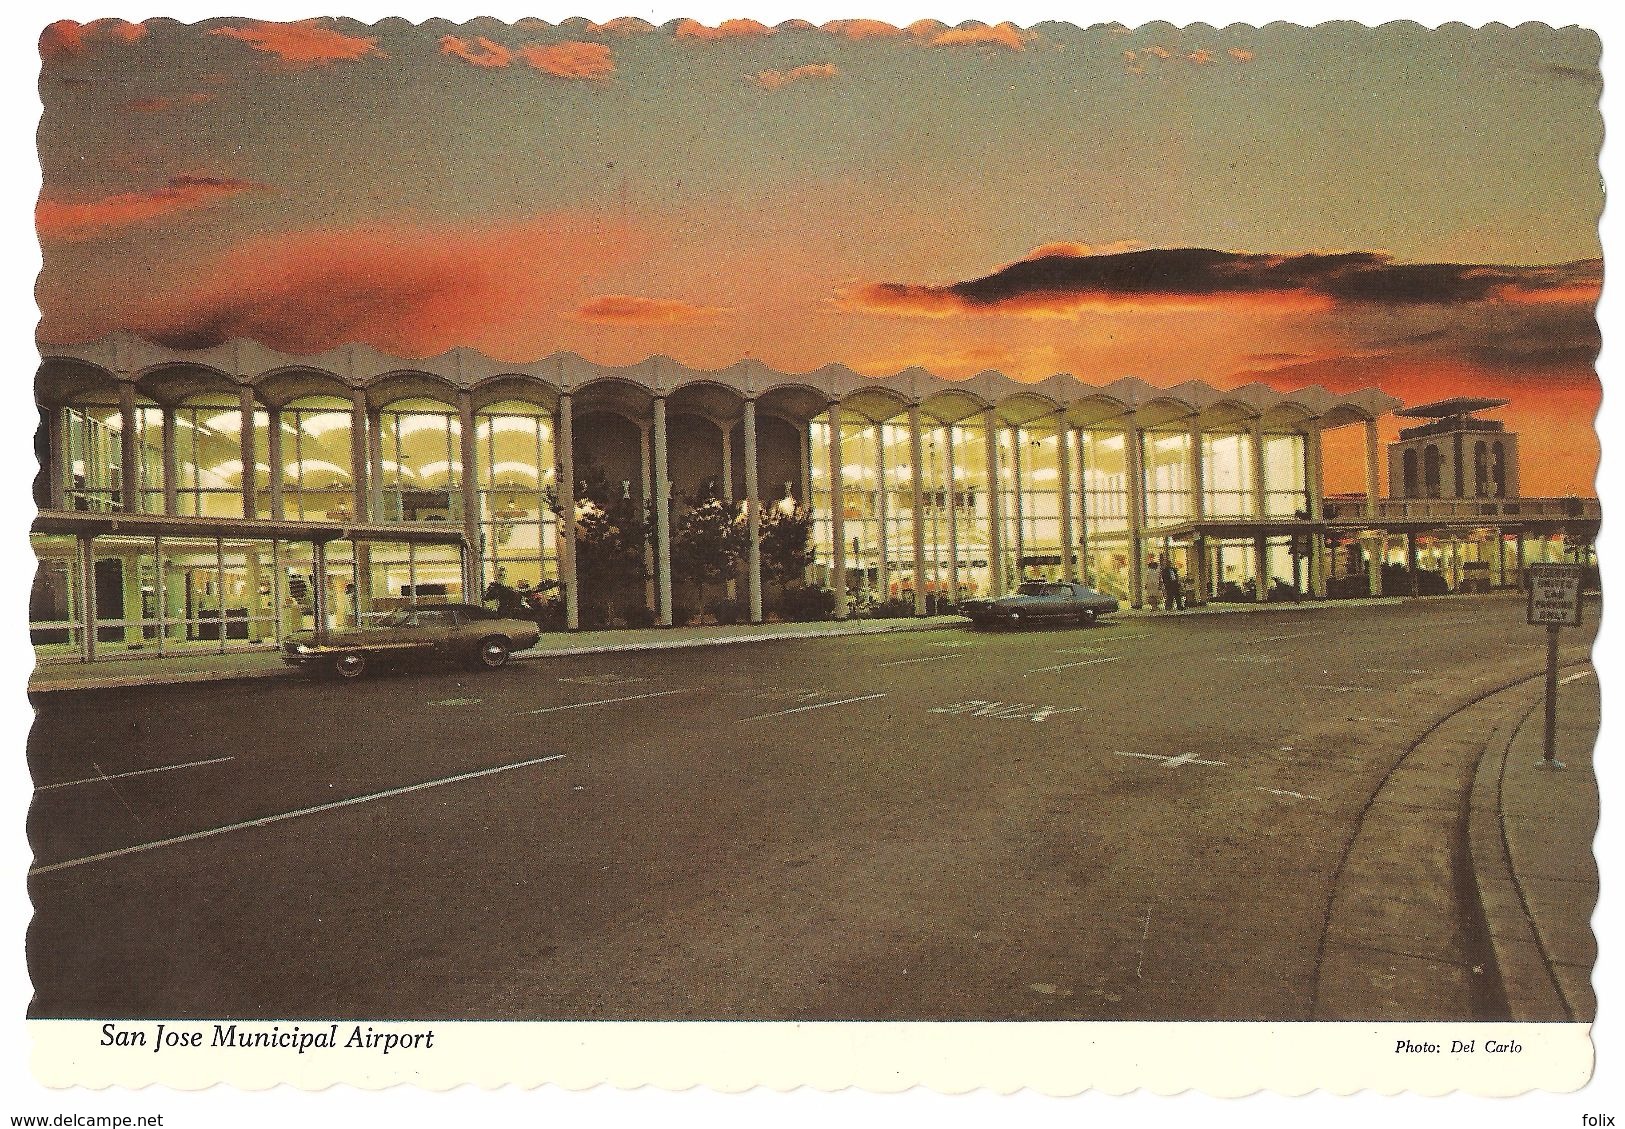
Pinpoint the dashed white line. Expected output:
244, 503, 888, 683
1256, 787, 1322, 801
1559, 670, 1594, 685
30, 754, 567, 877
1250, 631, 1318, 643
740, 692, 888, 722
37, 756, 236, 792
526, 689, 687, 714
1026, 656, 1123, 676
1306, 684, 1378, 693
878, 653, 964, 667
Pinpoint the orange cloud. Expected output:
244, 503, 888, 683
1024, 240, 1147, 259
517, 42, 614, 80
1229, 47, 1255, 62
571, 295, 730, 326
822, 19, 904, 40
749, 63, 839, 91
126, 214, 648, 359
37, 175, 269, 242
673, 19, 774, 42
124, 92, 214, 113
927, 23, 1035, 51
41, 19, 147, 64
208, 20, 386, 69
439, 35, 513, 68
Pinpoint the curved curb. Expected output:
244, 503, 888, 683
1466, 690, 1575, 1022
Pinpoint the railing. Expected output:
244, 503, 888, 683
1321, 497, 1601, 522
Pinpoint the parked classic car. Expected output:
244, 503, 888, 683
958, 582, 1120, 628
281, 604, 542, 679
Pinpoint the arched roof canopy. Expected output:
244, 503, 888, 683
1196, 398, 1261, 431
839, 385, 911, 424
470, 374, 559, 414
756, 383, 826, 424
36, 358, 119, 406
667, 380, 746, 425
919, 388, 989, 425
1259, 400, 1318, 431
995, 391, 1061, 426
1065, 393, 1131, 429
256, 366, 352, 409
137, 362, 238, 407
1134, 395, 1199, 429
572, 376, 655, 422
367, 371, 458, 411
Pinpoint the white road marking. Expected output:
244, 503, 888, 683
878, 653, 963, 667
558, 673, 648, 686
1114, 750, 1227, 769
1097, 633, 1150, 643
1306, 684, 1378, 693
526, 689, 686, 714
1366, 668, 1426, 675
1054, 646, 1106, 655
1349, 716, 1401, 724
1256, 787, 1322, 801
30, 754, 567, 877
1559, 670, 1594, 685
741, 692, 888, 722
429, 697, 482, 706
37, 756, 236, 792
1215, 655, 1279, 664
1250, 631, 1317, 643
929, 700, 1086, 722
1026, 656, 1123, 675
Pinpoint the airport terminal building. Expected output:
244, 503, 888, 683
31, 333, 1600, 663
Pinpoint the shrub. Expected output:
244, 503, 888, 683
779, 585, 837, 622
620, 602, 656, 629
869, 597, 915, 620
707, 597, 746, 626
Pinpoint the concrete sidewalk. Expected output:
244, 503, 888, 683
24, 591, 1502, 694
1469, 667, 1600, 1021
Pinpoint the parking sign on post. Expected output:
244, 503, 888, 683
1527, 563, 1584, 769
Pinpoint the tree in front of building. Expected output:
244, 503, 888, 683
759, 502, 815, 597
544, 463, 652, 628
671, 478, 748, 622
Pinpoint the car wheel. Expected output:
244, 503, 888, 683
474, 635, 511, 670
1005, 611, 1020, 629
334, 652, 367, 680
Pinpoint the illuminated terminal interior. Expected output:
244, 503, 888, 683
32, 334, 1599, 663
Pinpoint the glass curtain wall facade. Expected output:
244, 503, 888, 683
278, 397, 355, 521
61, 396, 161, 512
475, 400, 559, 592
1079, 430, 1131, 600
377, 399, 461, 523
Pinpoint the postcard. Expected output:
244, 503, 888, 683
18, 5, 1606, 1105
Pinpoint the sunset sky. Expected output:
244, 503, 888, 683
35, 16, 1602, 494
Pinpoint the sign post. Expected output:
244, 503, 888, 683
1526, 563, 1584, 770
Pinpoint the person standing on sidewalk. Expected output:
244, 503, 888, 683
1162, 559, 1185, 611
1144, 557, 1163, 611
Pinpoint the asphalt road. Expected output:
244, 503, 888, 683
26, 594, 1597, 1021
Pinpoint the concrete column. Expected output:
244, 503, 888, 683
266, 407, 284, 520
639, 423, 656, 613
1364, 418, 1381, 515
1125, 417, 1145, 607
1306, 425, 1326, 598
311, 539, 328, 644
558, 391, 579, 631
118, 381, 140, 513
457, 390, 480, 602
744, 400, 762, 624
239, 385, 257, 519
909, 405, 928, 616
1188, 417, 1206, 520
1075, 428, 1091, 585
245, 546, 265, 643
945, 423, 960, 603
45, 407, 66, 510
1055, 413, 1075, 583
121, 545, 144, 646
350, 391, 370, 522
828, 401, 847, 618
1515, 529, 1526, 588
1365, 533, 1384, 596
1251, 419, 1269, 520
982, 408, 1003, 598
875, 421, 889, 601
79, 533, 96, 662
654, 396, 673, 626
1254, 535, 1271, 602
1406, 532, 1420, 597
366, 406, 385, 521
161, 407, 179, 515
1009, 427, 1024, 583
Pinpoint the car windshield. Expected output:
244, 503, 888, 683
360, 610, 414, 629
1017, 583, 1048, 596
